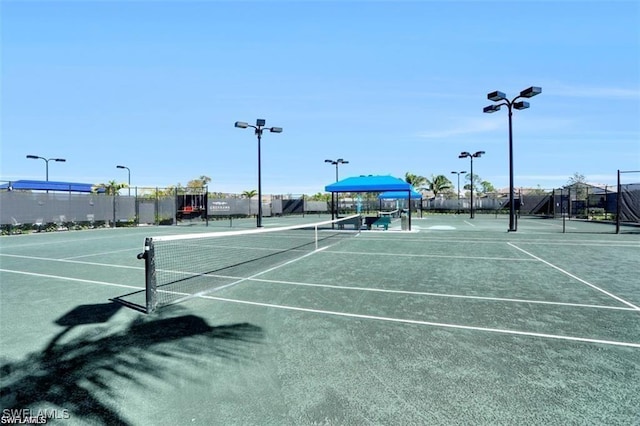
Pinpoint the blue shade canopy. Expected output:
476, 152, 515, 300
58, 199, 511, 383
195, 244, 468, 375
325, 175, 411, 193
378, 189, 422, 199
0, 180, 105, 193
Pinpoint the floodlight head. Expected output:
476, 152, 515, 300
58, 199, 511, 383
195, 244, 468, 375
234, 121, 249, 129
459, 152, 471, 158
513, 101, 530, 110
256, 119, 266, 127
487, 91, 506, 102
341, 160, 349, 164
269, 127, 283, 133
520, 86, 541, 98
26, 155, 39, 159
52, 158, 66, 162
117, 165, 126, 169
473, 151, 485, 157
483, 105, 501, 113
325, 159, 334, 164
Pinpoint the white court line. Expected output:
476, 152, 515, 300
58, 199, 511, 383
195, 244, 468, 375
0, 253, 143, 271
463, 220, 475, 227
249, 278, 638, 311
2, 268, 638, 348
63, 248, 140, 260
167, 246, 332, 305
508, 242, 640, 311
326, 249, 535, 262
0, 268, 142, 291
195, 295, 640, 349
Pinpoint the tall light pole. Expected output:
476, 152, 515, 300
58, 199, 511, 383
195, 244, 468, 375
116, 165, 131, 196
26, 155, 66, 181
235, 119, 283, 228
484, 86, 541, 232
324, 158, 349, 182
459, 151, 485, 219
450, 170, 467, 215
325, 159, 349, 220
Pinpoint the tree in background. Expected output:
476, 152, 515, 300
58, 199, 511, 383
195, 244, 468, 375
92, 180, 127, 196
463, 173, 484, 196
187, 175, 211, 192
567, 172, 588, 199
404, 172, 427, 190
242, 190, 257, 199
309, 192, 331, 202
480, 180, 496, 194
426, 174, 453, 198
567, 172, 587, 186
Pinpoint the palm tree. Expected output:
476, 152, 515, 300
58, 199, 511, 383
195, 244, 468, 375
426, 174, 453, 198
242, 190, 257, 199
92, 180, 128, 196
405, 172, 427, 190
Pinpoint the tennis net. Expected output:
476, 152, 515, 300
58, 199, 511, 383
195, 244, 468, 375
131, 214, 361, 313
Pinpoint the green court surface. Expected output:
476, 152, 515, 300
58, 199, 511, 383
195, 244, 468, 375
1, 215, 639, 425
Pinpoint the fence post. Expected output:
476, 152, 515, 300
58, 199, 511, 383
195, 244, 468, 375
616, 170, 621, 234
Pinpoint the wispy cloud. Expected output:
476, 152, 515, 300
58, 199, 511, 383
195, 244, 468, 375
549, 83, 640, 99
416, 118, 501, 139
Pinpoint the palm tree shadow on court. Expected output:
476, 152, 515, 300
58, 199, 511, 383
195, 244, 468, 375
0, 302, 264, 425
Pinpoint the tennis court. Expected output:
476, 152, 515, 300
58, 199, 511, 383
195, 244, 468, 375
1, 214, 639, 425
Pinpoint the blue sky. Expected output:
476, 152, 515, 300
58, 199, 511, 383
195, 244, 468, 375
2, 1, 639, 195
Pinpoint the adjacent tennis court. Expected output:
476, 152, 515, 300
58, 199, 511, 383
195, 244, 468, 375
1, 215, 639, 425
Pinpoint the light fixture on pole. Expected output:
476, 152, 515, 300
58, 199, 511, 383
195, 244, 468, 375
484, 86, 541, 232
450, 170, 467, 215
235, 119, 283, 228
26, 155, 66, 181
325, 158, 349, 220
458, 151, 485, 219
116, 165, 131, 196
324, 158, 349, 182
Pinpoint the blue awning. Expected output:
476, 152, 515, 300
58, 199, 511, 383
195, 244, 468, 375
0, 180, 105, 193
378, 189, 422, 199
325, 175, 411, 193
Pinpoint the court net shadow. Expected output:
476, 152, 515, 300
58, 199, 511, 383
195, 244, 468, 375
0, 303, 264, 425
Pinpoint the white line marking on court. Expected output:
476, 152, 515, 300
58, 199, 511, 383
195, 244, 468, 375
63, 248, 140, 260
248, 278, 638, 311
169, 246, 331, 305
326, 250, 535, 262
0, 253, 143, 271
0, 268, 142, 290
508, 243, 640, 311
196, 295, 640, 348
463, 220, 475, 227
357, 235, 639, 248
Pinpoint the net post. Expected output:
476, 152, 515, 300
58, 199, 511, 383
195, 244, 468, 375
144, 237, 158, 314
315, 225, 318, 251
